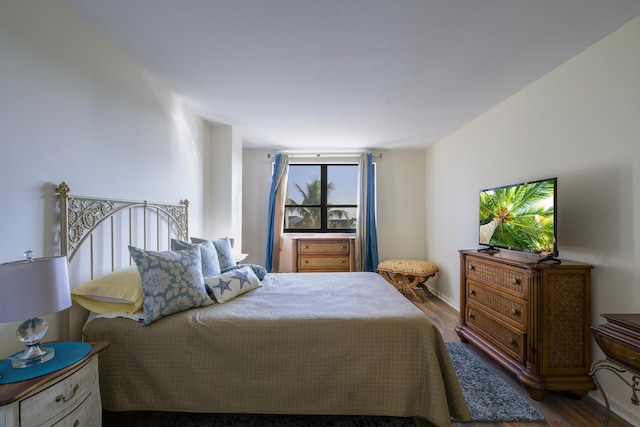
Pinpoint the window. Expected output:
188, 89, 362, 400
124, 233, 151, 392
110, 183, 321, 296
284, 164, 358, 233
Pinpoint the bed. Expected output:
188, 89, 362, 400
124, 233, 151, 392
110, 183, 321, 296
55, 183, 470, 427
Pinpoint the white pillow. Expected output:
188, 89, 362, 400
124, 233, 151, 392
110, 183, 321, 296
204, 266, 261, 303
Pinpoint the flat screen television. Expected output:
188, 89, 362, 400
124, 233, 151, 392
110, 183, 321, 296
479, 177, 558, 261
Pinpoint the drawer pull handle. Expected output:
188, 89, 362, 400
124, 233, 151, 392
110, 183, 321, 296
508, 338, 516, 346
469, 289, 475, 296
341, 245, 346, 249
468, 313, 474, 320
56, 384, 79, 403
630, 356, 637, 361
73, 420, 80, 427
511, 308, 519, 316
468, 265, 474, 271
340, 260, 345, 264
511, 278, 520, 285
304, 260, 309, 264
304, 245, 309, 249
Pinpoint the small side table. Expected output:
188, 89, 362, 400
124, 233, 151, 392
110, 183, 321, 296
0, 341, 109, 427
590, 314, 640, 426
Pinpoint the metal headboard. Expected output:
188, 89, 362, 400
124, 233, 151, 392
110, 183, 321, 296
55, 181, 189, 339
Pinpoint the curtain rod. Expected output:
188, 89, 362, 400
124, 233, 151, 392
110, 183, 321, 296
266, 152, 382, 159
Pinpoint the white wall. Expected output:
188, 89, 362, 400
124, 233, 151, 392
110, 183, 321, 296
241, 150, 427, 270
203, 123, 243, 247
0, 2, 204, 351
425, 16, 640, 424
240, 150, 273, 266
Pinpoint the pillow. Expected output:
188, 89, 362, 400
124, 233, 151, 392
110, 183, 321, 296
221, 263, 267, 281
71, 267, 143, 314
171, 238, 221, 277
128, 245, 213, 325
204, 266, 261, 303
191, 237, 235, 270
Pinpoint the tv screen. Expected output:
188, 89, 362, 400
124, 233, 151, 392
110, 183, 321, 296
479, 177, 557, 257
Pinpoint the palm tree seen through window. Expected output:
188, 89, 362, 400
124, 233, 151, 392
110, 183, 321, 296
285, 164, 357, 232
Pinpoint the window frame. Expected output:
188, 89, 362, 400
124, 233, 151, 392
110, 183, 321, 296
284, 163, 358, 234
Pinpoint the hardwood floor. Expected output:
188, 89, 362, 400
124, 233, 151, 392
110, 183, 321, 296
103, 289, 633, 427
412, 290, 632, 427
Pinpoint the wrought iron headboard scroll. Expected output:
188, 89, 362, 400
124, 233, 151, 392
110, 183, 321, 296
55, 181, 189, 340
56, 182, 189, 264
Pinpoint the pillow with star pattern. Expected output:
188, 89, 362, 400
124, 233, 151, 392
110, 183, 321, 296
204, 266, 261, 303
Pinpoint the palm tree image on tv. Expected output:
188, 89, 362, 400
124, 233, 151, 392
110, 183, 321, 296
286, 178, 353, 229
479, 180, 555, 253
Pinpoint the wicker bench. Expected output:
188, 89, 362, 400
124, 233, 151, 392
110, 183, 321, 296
377, 259, 439, 303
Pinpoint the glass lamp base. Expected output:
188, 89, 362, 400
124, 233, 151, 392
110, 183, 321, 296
10, 345, 55, 368
11, 317, 54, 368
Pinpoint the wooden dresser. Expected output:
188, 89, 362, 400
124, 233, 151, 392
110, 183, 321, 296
455, 250, 594, 400
292, 237, 355, 272
0, 341, 108, 427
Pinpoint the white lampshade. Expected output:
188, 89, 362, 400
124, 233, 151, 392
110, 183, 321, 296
0, 255, 71, 323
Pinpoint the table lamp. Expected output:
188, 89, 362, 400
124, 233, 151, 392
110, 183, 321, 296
0, 251, 71, 368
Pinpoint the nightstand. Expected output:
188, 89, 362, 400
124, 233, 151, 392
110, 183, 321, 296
0, 341, 109, 427
591, 314, 640, 426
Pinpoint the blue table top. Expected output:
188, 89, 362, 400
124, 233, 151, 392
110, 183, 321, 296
0, 342, 91, 385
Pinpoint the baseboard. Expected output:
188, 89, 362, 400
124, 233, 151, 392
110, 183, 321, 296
426, 288, 459, 313
588, 389, 640, 426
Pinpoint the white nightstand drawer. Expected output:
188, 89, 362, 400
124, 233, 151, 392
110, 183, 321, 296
20, 357, 98, 427
51, 390, 100, 427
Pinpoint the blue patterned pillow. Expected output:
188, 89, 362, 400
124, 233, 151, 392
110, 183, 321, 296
191, 237, 235, 270
171, 238, 221, 277
221, 263, 267, 281
204, 266, 261, 303
128, 246, 213, 325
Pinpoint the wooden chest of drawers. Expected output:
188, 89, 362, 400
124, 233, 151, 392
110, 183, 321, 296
455, 250, 594, 400
292, 238, 355, 272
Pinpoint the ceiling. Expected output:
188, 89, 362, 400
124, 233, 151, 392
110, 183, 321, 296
63, 0, 640, 152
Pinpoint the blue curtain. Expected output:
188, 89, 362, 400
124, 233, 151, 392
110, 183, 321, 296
265, 154, 281, 272
365, 154, 379, 271
356, 153, 379, 272
364, 154, 379, 271
265, 153, 288, 272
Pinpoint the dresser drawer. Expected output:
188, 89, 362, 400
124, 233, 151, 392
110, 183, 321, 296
298, 255, 350, 271
466, 305, 526, 363
293, 238, 354, 272
51, 391, 100, 427
20, 357, 98, 427
298, 240, 350, 255
467, 282, 526, 330
465, 258, 527, 297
